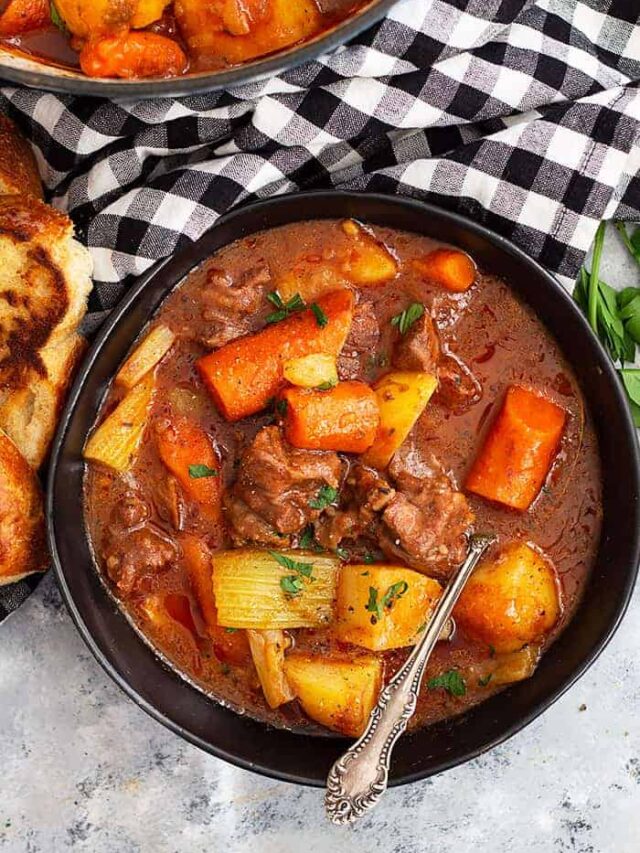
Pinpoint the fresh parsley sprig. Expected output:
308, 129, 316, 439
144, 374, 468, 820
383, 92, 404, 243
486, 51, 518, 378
391, 302, 424, 336
270, 551, 315, 598
427, 670, 466, 697
309, 484, 339, 510
188, 463, 218, 479
265, 291, 305, 324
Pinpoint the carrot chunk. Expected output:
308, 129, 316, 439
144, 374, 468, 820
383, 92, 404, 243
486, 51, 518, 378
0, 0, 48, 36
414, 248, 477, 293
180, 534, 251, 666
282, 381, 379, 453
156, 414, 221, 519
80, 30, 188, 79
197, 289, 354, 422
465, 385, 566, 511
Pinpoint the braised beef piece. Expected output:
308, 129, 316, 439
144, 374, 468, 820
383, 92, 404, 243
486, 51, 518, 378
153, 475, 185, 531
225, 426, 345, 545
338, 301, 380, 380
392, 312, 440, 373
104, 527, 177, 595
315, 464, 394, 550
316, 446, 472, 579
391, 311, 482, 413
200, 264, 271, 349
435, 350, 483, 413
115, 491, 149, 528
379, 445, 473, 578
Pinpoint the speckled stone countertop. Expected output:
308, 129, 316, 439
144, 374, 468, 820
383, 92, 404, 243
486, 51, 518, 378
1, 238, 639, 853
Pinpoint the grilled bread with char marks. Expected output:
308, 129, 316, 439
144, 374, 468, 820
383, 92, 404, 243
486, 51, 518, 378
0, 194, 93, 468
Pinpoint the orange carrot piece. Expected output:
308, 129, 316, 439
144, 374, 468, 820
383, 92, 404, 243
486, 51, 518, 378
197, 289, 354, 422
80, 31, 188, 79
156, 415, 221, 518
180, 534, 250, 666
0, 0, 48, 36
282, 381, 379, 453
414, 248, 477, 293
465, 385, 566, 511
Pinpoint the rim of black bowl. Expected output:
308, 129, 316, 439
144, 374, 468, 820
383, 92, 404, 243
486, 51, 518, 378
47, 191, 640, 787
0, 0, 396, 99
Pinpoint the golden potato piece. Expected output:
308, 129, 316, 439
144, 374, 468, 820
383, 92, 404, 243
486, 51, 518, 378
341, 219, 398, 285
362, 371, 438, 470
284, 653, 382, 737
54, 0, 169, 37
335, 564, 442, 651
454, 542, 561, 653
283, 353, 338, 389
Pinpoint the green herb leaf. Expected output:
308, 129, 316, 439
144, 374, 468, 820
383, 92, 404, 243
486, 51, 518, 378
478, 674, 493, 687
265, 292, 305, 324
365, 586, 382, 622
280, 575, 303, 597
269, 551, 313, 574
615, 222, 640, 269
276, 399, 288, 417
188, 464, 218, 479
309, 484, 338, 510
336, 546, 350, 561
224, 627, 238, 633
391, 302, 424, 336
381, 580, 409, 610
316, 379, 338, 390
50, 2, 67, 32
488, 643, 496, 658
311, 302, 329, 328
427, 670, 467, 697
298, 525, 316, 550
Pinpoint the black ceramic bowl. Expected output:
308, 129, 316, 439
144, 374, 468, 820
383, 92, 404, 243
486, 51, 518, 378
48, 191, 640, 786
0, 0, 395, 99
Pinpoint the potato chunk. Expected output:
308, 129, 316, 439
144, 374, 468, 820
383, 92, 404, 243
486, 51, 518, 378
284, 654, 382, 737
335, 564, 442, 651
340, 219, 398, 285
454, 542, 561, 653
212, 549, 339, 629
283, 353, 338, 389
362, 371, 438, 470
54, 0, 169, 37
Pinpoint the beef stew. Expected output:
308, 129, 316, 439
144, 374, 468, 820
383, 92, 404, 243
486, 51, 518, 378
0, 0, 370, 79
83, 217, 602, 737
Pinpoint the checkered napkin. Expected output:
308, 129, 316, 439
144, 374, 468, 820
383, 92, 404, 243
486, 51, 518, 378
1, 0, 639, 619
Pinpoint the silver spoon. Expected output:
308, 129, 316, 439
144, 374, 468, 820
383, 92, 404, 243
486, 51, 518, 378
325, 532, 496, 825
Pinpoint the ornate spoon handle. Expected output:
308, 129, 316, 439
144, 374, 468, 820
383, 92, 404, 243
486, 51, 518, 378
325, 533, 496, 825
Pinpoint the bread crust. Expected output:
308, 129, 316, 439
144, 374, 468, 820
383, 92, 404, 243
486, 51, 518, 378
0, 428, 47, 584
0, 114, 43, 198
0, 194, 93, 467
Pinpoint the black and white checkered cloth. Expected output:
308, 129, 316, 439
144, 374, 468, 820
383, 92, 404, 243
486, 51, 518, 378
1, 0, 639, 620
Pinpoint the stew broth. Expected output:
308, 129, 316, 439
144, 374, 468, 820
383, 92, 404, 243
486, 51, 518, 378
84, 218, 602, 735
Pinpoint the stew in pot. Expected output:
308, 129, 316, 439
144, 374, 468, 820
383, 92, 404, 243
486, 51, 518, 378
0, 1, 370, 79
83, 218, 602, 736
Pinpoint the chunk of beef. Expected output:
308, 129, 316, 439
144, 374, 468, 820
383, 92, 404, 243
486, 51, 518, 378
153, 475, 185, 531
315, 464, 395, 550
392, 312, 440, 373
200, 264, 271, 349
224, 493, 288, 548
435, 350, 482, 413
104, 527, 177, 595
338, 301, 380, 380
225, 426, 345, 545
114, 491, 149, 528
379, 445, 474, 578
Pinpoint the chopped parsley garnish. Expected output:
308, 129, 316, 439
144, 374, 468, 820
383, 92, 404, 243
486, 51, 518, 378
365, 586, 382, 622
316, 379, 338, 390
381, 580, 409, 610
188, 464, 218, 479
276, 398, 288, 417
280, 575, 304, 597
265, 291, 305, 324
365, 581, 409, 624
336, 546, 350, 561
50, 2, 67, 32
270, 551, 315, 597
363, 550, 383, 564
427, 670, 467, 697
311, 302, 329, 328
391, 302, 424, 336
224, 627, 238, 634
309, 484, 338, 510
488, 643, 496, 658
299, 525, 324, 552
478, 674, 493, 687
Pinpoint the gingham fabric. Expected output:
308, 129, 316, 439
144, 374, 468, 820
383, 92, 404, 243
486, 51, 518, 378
1, 0, 639, 619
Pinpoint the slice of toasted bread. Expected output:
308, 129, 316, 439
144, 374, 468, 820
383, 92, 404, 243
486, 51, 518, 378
0, 194, 93, 468
0, 114, 43, 199
0, 427, 48, 584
